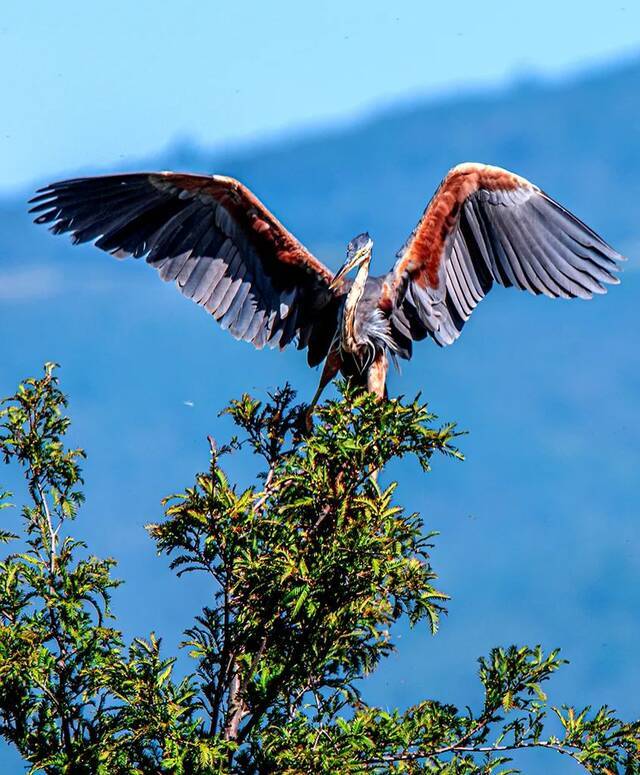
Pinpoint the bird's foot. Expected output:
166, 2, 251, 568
304, 405, 315, 434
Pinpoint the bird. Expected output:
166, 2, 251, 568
29, 162, 624, 416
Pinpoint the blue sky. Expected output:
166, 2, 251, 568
2, 0, 639, 192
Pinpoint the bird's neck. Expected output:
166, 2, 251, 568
342, 260, 369, 352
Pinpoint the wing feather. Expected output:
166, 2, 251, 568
385, 163, 625, 346
30, 172, 340, 364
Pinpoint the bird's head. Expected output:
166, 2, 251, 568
329, 232, 373, 290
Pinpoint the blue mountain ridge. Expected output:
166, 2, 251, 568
1, 55, 639, 772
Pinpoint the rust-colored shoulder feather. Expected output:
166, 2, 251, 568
391, 164, 534, 291
149, 173, 333, 283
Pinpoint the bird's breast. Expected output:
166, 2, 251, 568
337, 302, 395, 375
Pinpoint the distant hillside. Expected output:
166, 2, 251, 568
5, 56, 639, 265
1, 56, 639, 774
213, 56, 640, 260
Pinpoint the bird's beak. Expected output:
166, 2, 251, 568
329, 261, 352, 291
329, 250, 370, 291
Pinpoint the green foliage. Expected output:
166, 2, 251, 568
0, 365, 218, 774
0, 366, 638, 773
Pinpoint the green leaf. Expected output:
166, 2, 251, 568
292, 586, 309, 619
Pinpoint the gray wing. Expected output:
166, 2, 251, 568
30, 172, 340, 365
382, 163, 625, 348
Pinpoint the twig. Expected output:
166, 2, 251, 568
364, 739, 584, 766
36, 482, 56, 573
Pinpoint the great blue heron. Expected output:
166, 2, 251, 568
30, 163, 624, 414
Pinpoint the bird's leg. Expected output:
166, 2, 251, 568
366, 351, 389, 481
367, 351, 388, 399
305, 350, 341, 431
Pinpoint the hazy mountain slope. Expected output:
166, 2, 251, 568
1, 56, 638, 773
152, 57, 640, 259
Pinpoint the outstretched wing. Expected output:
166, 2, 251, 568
30, 172, 339, 365
383, 163, 625, 348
